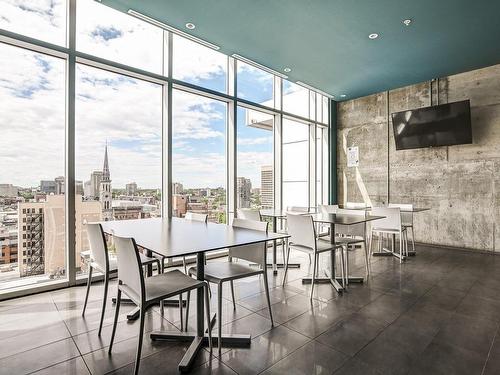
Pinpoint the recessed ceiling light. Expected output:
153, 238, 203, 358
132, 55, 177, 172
185, 22, 196, 30
402, 19, 412, 26
340, 94, 347, 98
368, 33, 379, 40
283, 67, 291, 73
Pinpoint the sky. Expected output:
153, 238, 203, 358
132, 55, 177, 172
0, 0, 328, 191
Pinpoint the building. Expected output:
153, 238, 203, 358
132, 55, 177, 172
0, 227, 18, 266
125, 182, 138, 196
55, 176, 65, 195
172, 194, 187, 217
40, 180, 56, 194
260, 165, 273, 208
237, 177, 252, 208
0, 184, 18, 198
18, 195, 101, 278
172, 182, 183, 195
75, 180, 84, 196
90, 171, 103, 198
99, 144, 113, 221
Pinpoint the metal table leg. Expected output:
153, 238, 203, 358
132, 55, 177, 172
371, 233, 406, 260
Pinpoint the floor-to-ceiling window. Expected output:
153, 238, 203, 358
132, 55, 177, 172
0, 42, 66, 291
0, 0, 329, 297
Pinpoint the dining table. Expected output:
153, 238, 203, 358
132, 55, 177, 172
100, 217, 289, 372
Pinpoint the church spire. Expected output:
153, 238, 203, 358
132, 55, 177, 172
102, 141, 110, 182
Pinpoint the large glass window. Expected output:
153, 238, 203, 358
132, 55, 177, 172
0, 43, 66, 291
172, 89, 227, 223
172, 35, 227, 93
76, 0, 163, 74
282, 118, 310, 209
283, 81, 310, 119
316, 126, 329, 206
236, 106, 274, 210
0, 0, 67, 46
75, 64, 162, 275
236, 62, 274, 107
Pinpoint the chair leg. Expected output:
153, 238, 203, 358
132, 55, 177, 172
262, 269, 274, 326
217, 283, 223, 355
82, 265, 93, 316
179, 294, 184, 331
399, 233, 403, 264
230, 280, 236, 311
363, 239, 370, 277
310, 253, 318, 300
203, 284, 213, 352
282, 244, 291, 286
185, 290, 190, 331
133, 307, 146, 375
345, 247, 350, 286
183, 256, 187, 274
308, 253, 312, 264
410, 227, 415, 253
155, 259, 161, 275
108, 288, 121, 354
98, 271, 109, 337
339, 247, 346, 289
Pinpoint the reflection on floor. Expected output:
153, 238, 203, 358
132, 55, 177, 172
1, 245, 500, 375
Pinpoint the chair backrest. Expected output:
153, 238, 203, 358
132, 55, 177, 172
345, 201, 367, 209
388, 203, 414, 226
114, 235, 145, 301
319, 204, 338, 214
185, 212, 208, 222
371, 207, 401, 231
237, 208, 261, 222
287, 206, 310, 213
286, 214, 316, 250
86, 223, 109, 270
229, 218, 268, 265
335, 208, 366, 237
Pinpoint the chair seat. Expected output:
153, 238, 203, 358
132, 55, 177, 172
189, 262, 262, 283
120, 269, 204, 305
289, 239, 340, 254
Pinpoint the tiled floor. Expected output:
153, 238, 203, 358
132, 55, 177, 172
2, 245, 500, 375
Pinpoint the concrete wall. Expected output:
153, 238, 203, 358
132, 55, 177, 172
337, 63, 500, 252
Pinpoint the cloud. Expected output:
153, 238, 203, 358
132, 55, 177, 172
237, 136, 272, 146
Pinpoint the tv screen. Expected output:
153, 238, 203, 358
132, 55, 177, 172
391, 100, 472, 150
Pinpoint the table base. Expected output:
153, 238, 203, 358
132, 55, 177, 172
112, 298, 187, 321
267, 263, 301, 275
372, 247, 407, 260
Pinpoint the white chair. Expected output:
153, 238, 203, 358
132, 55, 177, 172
237, 208, 261, 221
109, 235, 212, 375
345, 201, 367, 209
82, 223, 160, 336
389, 203, 415, 253
334, 208, 370, 284
187, 218, 273, 354
370, 207, 407, 263
283, 214, 344, 299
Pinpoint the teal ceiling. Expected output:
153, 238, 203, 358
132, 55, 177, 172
104, 0, 500, 100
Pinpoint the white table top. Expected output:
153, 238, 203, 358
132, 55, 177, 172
98, 217, 289, 258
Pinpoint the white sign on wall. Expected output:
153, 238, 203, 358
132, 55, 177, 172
347, 146, 359, 167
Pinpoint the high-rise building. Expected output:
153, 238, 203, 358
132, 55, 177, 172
55, 176, 65, 195
75, 180, 84, 196
261, 165, 273, 209
172, 182, 183, 195
237, 177, 252, 208
173, 194, 187, 217
40, 180, 56, 194
0, 227, 18, 266
100, 144, 113, 221
0, 184, 18, 197
90, 171, 103, 198
18, 195, 101, 278
126, 182, 138, 196
83, 180, 92, 197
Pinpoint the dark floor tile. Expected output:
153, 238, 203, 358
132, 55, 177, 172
257, 293, 319, 325
190, 358, 238, 374
409, 341, 486, 375
456, 294, 500, 323
0, 338, 80, 375
30, 357, 90, 375
316, 313, 386, 356
415, 286, 466, 312
220, 312, 274, 339
357, 293, 415, 325
333, 358, 384, 375
433, 313, 498, 356
220, 325, 310, 375
261, 340, 348, 375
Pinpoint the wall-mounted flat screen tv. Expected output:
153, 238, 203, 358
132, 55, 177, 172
391, 100, 472, 150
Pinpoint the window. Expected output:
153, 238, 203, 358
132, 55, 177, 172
172, 35, 227, 93
316, 126, 329, 206
75, 64, 162, 275
236, 62, 274, 107
237, 106, 274, 210
0, 0, 67, 46
282, 118, 310, 209
283, 81, 310, 119
76, 0, 163, 74
0, 42, 66, 291
172, 89, 227, 223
